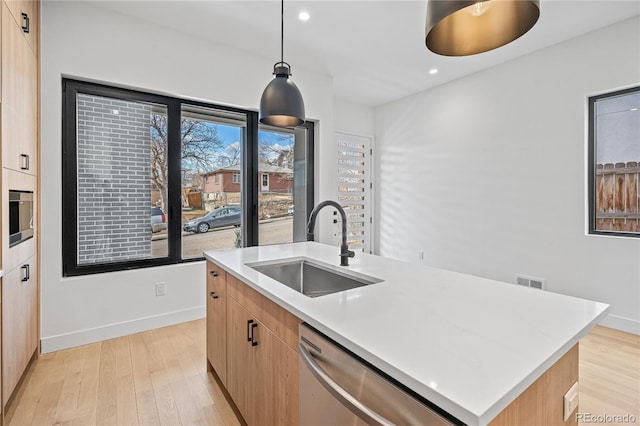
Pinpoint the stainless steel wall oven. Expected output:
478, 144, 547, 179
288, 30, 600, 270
9, 190, 34, 247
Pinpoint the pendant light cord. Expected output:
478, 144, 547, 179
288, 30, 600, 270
280, 0, 284, 65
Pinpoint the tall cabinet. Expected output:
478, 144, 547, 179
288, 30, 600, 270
0, 0, 40, 421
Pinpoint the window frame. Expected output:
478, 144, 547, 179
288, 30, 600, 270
587, 85, 640, 239
62, 78, 314, 276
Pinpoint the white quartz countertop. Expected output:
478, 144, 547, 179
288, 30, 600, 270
204, 242, 609, 425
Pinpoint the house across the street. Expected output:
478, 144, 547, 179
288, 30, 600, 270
201, 163, 293, 199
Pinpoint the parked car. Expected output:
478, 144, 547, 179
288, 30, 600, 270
151, 207, 167, 233
183, 206, 241, 233
287, 205, 294, 215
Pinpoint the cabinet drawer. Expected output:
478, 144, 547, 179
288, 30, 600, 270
227, 274, 300, 350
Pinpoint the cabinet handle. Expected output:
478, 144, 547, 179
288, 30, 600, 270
21, 13, 30, 33
20, 154, 30, 170
21, 264, 30, 282
250, 322, 258, 347
210, 271, 219, 277
209, 291, 218, 300
247, 319, 254, 342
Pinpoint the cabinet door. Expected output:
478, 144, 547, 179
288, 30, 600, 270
4, 1, 38, 55
2, 1, 38, 175
227, 298, 276, 426
2, 254, 38, 405
226, 296, 298, 426
226, 298, 253, 422
25, 255, 38, 362
206, 262, 227, 384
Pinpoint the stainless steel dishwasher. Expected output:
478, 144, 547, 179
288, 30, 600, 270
298, 324, 458, 426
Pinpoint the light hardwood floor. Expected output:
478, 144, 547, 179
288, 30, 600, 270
5, 320, 240, 426
578, 326, 640, 425
4, 321, 639, 426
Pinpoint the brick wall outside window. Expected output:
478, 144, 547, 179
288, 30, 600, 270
76, 94, 152, 264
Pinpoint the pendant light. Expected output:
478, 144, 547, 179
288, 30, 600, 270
425, 0, 540, 56
259, 0, 305, 127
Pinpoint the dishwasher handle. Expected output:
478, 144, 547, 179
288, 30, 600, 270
298, 343, 395, 426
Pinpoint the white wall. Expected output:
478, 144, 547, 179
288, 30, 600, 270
375, 17, 640, 334
40, 1, 335, 352
334, 98, 375, 137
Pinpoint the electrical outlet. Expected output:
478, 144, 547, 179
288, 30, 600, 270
563, 382, 579, 421
155, 282, 166, 296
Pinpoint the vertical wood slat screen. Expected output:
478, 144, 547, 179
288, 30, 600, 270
336, 133, 372, 253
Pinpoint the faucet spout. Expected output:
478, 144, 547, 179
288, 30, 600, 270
307, 200, 355, 266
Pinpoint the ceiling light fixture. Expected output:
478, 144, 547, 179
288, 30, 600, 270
259, 0, 306, 128
429, 68, 439, 75
425, 0, 540, 56
298, 11, 310, 21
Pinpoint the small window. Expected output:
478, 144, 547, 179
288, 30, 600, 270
262, 174, 269, 190
588, 86, 640, 237
233, 173, 240, 184
215, 174, 220, 184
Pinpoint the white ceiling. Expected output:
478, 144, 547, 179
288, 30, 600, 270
93, 0, 640, 107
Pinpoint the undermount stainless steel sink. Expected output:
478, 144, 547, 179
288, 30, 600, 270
247, 257, 383, 298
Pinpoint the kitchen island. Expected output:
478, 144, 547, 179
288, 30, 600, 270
204, 242, 609, 425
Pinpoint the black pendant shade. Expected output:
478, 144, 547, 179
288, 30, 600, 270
425, 0, 540, 56
259, 0, 305, 127
259, 64, 305, 127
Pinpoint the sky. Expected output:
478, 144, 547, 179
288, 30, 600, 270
181, 123, 295, 174
215, 124, 294, 149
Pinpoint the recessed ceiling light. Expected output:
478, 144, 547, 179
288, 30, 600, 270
631, 107, 638, 112
298, 11, 310, 21
429, 68, 439, 75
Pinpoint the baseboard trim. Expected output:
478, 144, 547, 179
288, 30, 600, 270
40, 306, 206, 353
599, 313, 640, 335
39, 309, 639, 353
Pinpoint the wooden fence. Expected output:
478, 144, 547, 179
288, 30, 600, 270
595, 162, 639, 233
187, 192, 202, 209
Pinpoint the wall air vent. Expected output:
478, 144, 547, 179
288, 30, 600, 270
516, 274, 546, 290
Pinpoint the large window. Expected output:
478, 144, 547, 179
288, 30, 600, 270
588, 86, 639, 238
62, 79, 314, 276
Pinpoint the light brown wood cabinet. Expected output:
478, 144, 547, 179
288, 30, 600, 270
226, 296, 259, 423
206, 262, 227, 385
2, 0, 38, 176
1, 254, 37, 407
206, 262, 300, 426
0, 0, 40, 420
4, 0, 38, 55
